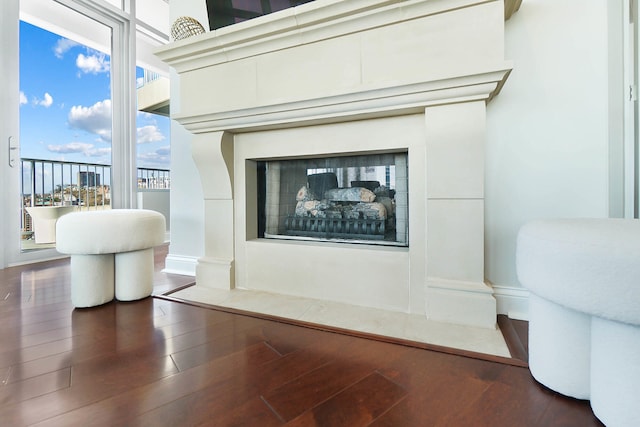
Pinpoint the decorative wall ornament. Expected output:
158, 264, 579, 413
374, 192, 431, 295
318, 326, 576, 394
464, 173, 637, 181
170, 16, 206, 41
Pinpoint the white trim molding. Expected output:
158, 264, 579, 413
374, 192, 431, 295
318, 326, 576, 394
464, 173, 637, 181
492, 283, 530, 321
163, 254, 198, 277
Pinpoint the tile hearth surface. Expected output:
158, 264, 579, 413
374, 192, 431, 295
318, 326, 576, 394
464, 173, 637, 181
168, 286, 511, 358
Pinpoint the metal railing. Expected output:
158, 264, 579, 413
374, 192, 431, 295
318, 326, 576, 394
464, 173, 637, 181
20, 158, 170, 234
137, 70, 163, 88
22, 158, 112, 209
137, 167, 171, 189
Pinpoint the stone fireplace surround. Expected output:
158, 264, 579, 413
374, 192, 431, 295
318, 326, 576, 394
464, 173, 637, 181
157, 0, 518, 329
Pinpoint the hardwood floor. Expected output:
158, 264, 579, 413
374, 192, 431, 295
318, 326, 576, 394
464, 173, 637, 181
0, 245, 603, 426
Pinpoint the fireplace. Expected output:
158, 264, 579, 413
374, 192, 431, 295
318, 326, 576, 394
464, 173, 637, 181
258, 153, 408, 245
157, 0, 518, 328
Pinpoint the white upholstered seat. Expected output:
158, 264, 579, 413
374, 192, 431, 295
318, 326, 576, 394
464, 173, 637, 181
56, 209, 165, 308
516, 219, 640, 427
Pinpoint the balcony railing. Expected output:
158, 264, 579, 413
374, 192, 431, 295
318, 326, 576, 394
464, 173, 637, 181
138, 70, 163, 88
137, 167, 171, 189
20, 158, 170, 237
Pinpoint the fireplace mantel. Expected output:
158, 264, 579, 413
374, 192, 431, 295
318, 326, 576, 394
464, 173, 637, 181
157, 0, 517, 329
170, 69, 511, 134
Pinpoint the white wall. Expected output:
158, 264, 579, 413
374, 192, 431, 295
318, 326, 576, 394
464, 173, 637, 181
486, 0, 616, 318
163, 4, 208, 275
166, 0, 624, 318
137, 190, 171, 232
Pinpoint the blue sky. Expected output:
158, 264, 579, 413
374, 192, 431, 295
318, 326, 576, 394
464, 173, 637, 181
19, 21, 170, 170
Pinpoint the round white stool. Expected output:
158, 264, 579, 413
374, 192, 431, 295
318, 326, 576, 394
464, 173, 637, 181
56, 209, 166, 308
516, 219, 640, 427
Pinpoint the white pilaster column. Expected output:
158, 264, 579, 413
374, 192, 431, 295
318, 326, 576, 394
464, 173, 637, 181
424, 101, 497, 328
191, 131, 235, 289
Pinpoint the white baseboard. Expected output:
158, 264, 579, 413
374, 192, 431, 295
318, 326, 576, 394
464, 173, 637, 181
163, 253, 198, 277
161, 255, 531, 322
492, 283, 529, 321
426, 278, 497, 329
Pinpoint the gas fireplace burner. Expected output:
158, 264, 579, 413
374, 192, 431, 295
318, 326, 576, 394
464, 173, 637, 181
283, 172, 395, 241
284, 216, 386, 240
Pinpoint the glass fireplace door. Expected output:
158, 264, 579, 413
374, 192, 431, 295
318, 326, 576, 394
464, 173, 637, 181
259, 152, 408, 246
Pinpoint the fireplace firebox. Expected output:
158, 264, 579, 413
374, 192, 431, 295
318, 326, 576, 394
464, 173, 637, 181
258, 153, 408, 246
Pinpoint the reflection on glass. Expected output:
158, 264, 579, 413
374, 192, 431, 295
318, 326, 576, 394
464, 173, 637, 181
258, 153, 408, 246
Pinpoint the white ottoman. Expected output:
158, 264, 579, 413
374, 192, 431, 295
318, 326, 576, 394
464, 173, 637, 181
516, 219, 640, 427
56, 209, 166, 308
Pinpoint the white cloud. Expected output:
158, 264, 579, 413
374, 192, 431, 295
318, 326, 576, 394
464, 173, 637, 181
19, 91, 28, 105
87, 147, 111, 157
30, 92, 53, 108
68, 99, 112, 142
137, 146, 171, 166
76, 53, 110, 74
47, 142, 94, 155
137, 125, 165, 144
37, 92, 53, 108
155, 146, 171, 156
47, 142, 111, 158
54, 38, 79, 58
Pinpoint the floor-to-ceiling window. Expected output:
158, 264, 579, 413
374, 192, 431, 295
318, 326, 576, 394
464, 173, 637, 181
19, 18, 113, 251
1, 0, 168, 267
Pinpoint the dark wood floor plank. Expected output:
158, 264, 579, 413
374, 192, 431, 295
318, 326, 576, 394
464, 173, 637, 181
0, 301, 73, 323
252, 334, 354, 393
126, 344, 287, 427
170, 334, 264, 372
211, 396, 284, 427
262, 338, 410, 422
511, 317, 529, 354
498, 314, 528, 363
372, 350, 499, 426
134, 335, 397, 426
538, 395, 605, 427
0, 244, 604, 427
169, 318, 277, 372
444, 376, 549, 427
71, 349, 178, 390
495, 365, 600, 427
0, 314, 71, 339
60, 301, 232, 367
136, 374, 263, 426
3, 325, 75, 352
0, 336, 76, 369
378, 345, 506, 392
0, 353, 179, 425
285, 372, 407, 427
0, 367, 70, 406
32, 342, 281, 427
259, 320, 345, 356
135, 330, 352, 424
4, 351, 72, 384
